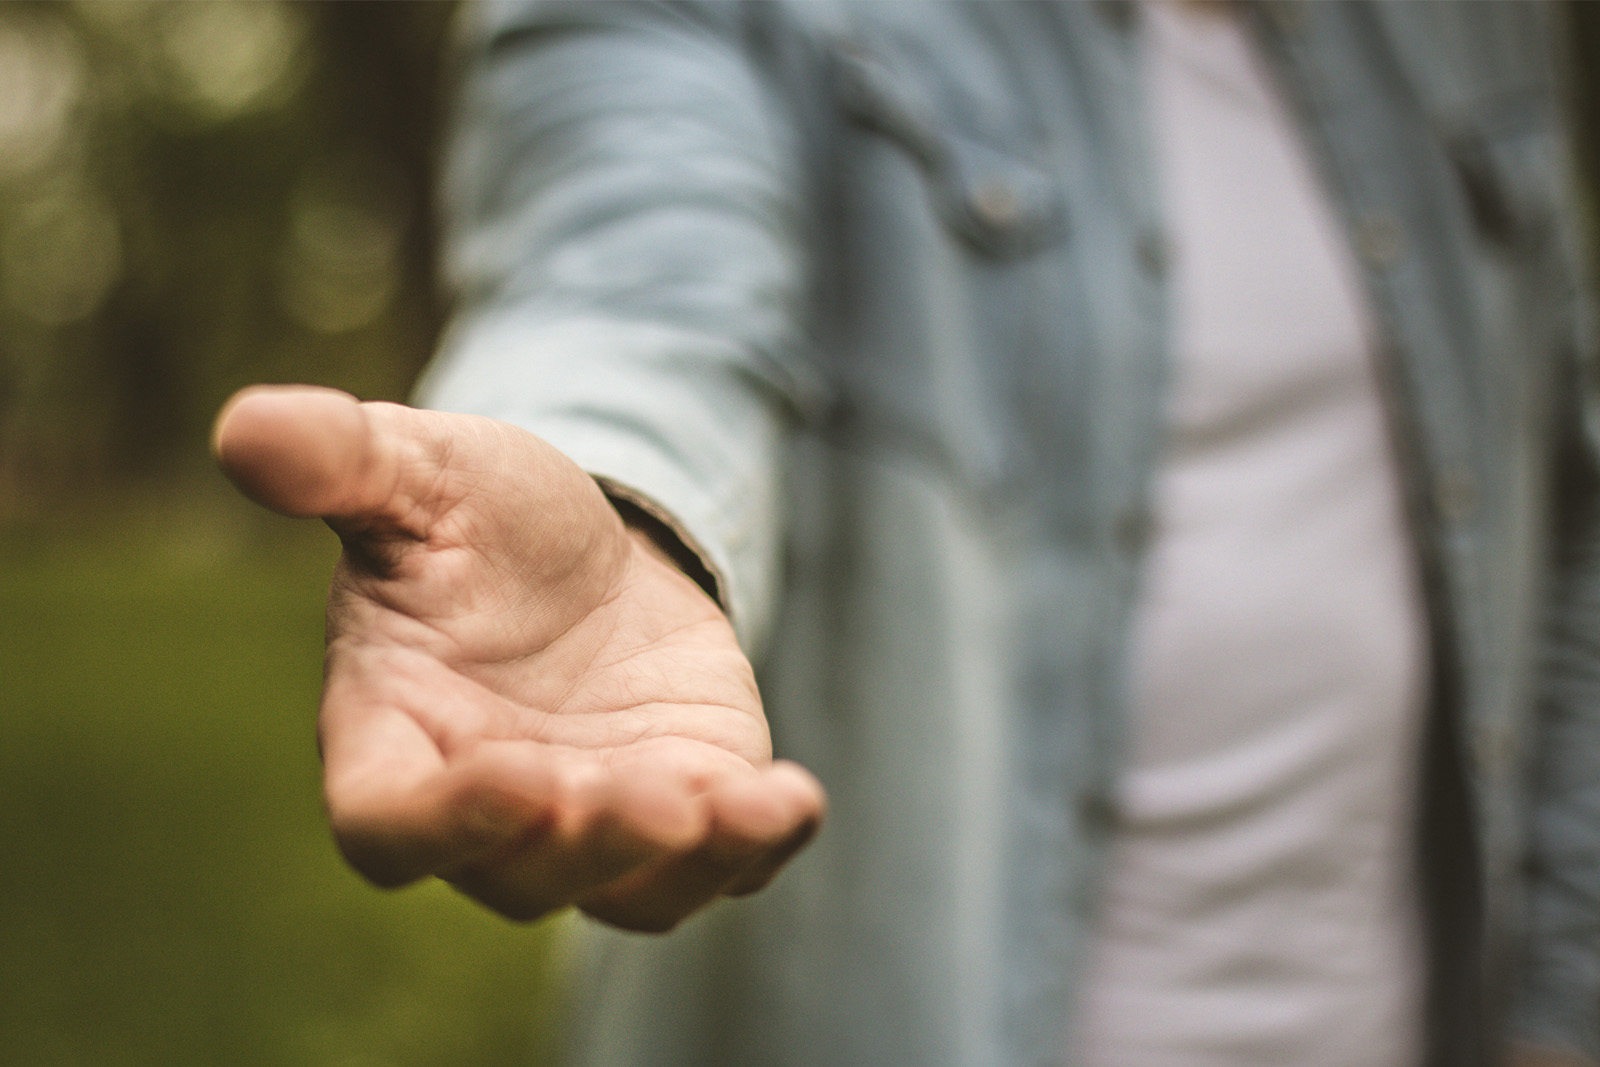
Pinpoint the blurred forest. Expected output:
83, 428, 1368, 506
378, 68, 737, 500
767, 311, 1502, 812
2, 0, 1600, 508
2, 2, 1600, 1067
0, 4, 565, 1067
0, 0, 451, 507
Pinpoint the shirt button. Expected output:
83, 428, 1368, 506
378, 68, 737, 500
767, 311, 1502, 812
1434, 465, 1479, 523
1135, 231, 1167, 279
1077, 789, 1115, 831
1357, 213, 1405, 268
1113, 508, 1152, 552
1265, 1, 1308, 33
1095, 0, 1134, 31
971, 177, 1020, 229
1472, 723, 1520, 775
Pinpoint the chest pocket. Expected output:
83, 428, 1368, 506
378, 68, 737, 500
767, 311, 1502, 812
831, 39, 1067, 259
811, 18, 1082, 509
1443, 98, 1563, 253
1371, 2, 1563, 252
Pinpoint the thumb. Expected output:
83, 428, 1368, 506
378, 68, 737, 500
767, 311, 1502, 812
212, 385, 429, 536
213, 385, 630, 588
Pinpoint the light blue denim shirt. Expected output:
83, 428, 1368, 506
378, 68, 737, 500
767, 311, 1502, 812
417, 3, 1600, 1064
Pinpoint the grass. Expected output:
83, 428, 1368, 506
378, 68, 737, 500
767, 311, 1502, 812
0, 473, 564, 1067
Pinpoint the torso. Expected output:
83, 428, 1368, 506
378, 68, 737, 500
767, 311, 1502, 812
1072, 6, 1430, 1064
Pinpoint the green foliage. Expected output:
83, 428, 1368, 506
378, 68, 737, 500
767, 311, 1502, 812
0, 7, 570, 1059
0, 481, 567, 1067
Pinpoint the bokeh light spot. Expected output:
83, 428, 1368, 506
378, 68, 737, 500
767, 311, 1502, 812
157, 1, 307, 122
1, 184, 122, 326
0, 17, 85, 180
278, 154, 407, 335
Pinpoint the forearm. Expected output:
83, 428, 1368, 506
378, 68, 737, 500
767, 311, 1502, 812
417, 1, 817, 652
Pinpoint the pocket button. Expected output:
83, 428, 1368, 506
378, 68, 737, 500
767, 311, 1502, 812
971, 177, 1021, 229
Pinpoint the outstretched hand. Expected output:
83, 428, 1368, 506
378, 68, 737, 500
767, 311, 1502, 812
212, 385, 824, 931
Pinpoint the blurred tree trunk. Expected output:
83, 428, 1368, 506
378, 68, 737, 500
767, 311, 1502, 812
0, 1, 457, 515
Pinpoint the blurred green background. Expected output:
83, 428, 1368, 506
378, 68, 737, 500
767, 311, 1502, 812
4, 2, 1600, 1066
0, 3, 565, 1066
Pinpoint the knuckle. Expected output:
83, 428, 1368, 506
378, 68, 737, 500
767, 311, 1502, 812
332, 830, 419, 889
448, 869, 564, 924
580, 897, 695, 935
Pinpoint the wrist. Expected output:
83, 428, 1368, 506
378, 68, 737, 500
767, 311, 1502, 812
602, 489, 724, 609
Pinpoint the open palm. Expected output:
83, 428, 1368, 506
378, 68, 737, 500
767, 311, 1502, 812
214, 386, 824, 931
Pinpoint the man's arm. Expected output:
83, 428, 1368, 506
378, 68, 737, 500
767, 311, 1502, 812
417, 0, 822, 653
215, 4, 831, 927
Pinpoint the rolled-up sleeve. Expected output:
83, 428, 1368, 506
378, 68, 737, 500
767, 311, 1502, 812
416, 0, 819, 652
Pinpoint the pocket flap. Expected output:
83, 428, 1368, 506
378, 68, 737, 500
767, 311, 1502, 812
833, 42, 1068, 258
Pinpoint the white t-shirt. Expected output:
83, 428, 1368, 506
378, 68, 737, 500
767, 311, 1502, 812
1072, 5, 1430, 1065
